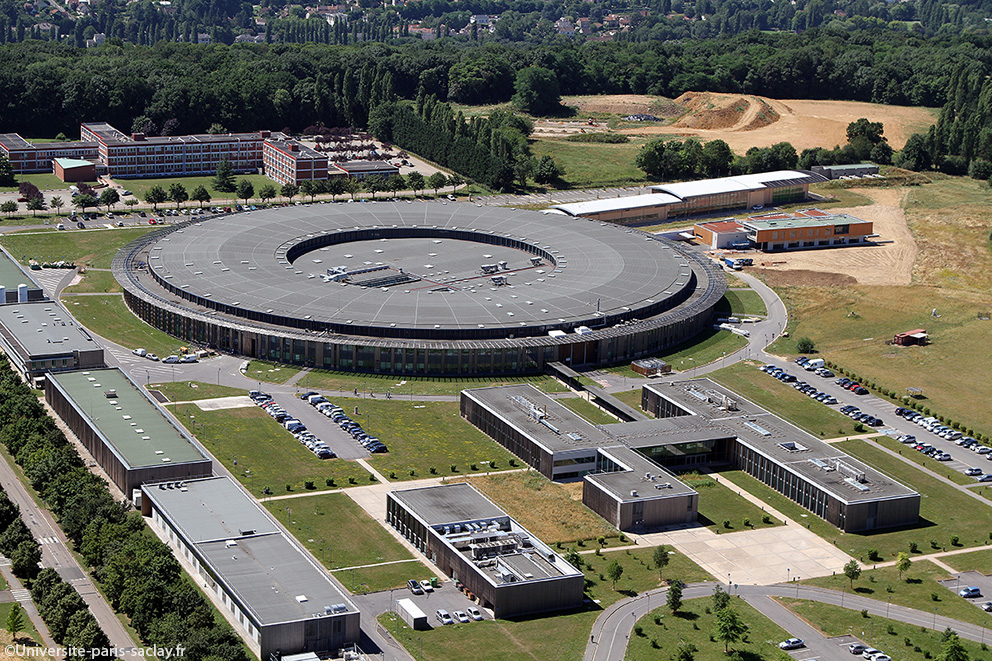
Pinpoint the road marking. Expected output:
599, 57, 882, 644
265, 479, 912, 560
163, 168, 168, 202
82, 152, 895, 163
38, 536, 60, 545
11, 589, 31, 602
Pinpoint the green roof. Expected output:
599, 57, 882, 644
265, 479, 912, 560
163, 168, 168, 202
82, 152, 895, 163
743, 213, 864, 231
48, 368, 210, 469
53, 157, 94, 169
0, 247, 41, 293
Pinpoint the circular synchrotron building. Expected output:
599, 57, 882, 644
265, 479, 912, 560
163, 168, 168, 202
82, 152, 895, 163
114, 202, 725, 376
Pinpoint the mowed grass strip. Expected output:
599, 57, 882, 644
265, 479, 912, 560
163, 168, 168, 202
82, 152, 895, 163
357, 400, 517, 480
838, 439, 992, 557
710, 362, 859, 437
873, 436, 975, 486
169, 404, 373, 493
715, 289, 767, 317
604, 327, 748, 378
530, 137, 651, 189
63, 294, 181, 357
0, 603, 42, 645
244, 360, 302, 385
453, 471, 618, 544
779, 598, 992, 661
263, 493, 412, 570
148, 381, 246, 402
269, 366, 568, 396
333, 561, 422, 594
556, 396, 619, 425
121, 173, 275, 202
677, 471, 783, 533
0, 226, 157, 268
62, 269, 122, 294
627, 597, 790, 661
801, 559, 990, 628
579, 547, 713, 599
942, 548, 992, 574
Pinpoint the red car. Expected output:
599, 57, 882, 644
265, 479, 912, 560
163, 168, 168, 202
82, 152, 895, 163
148, 218, 157, 224
16, 197, 27, 202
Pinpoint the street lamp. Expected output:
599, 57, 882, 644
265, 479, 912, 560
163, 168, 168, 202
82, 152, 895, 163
933, 607, 938, 629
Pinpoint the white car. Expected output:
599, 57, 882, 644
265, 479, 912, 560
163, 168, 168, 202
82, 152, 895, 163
146, 353, 159, 361
420, 579, 434, 593
163, 355, 180, 364
779, 638, 804, 650
453, 610, 470, 623
132, 348, 146, 357
466, 606, 483, 621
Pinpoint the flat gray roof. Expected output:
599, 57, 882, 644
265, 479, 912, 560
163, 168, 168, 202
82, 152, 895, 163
586, 446, 697, 501
0, 247, 42, 294
143, 477, 355, 626
552, 192, 682, 217
0, 302, 97, 357
389, 483, 508, 526
48, 368, 209, 469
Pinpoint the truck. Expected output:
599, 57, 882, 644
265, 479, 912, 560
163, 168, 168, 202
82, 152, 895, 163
724, 257, 742, 271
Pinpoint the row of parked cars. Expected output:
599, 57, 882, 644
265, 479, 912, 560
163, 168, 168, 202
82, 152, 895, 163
848, 644, 891, 661
893, 407, 992, 480
435, 607, 482, 625
250, 391, 336, 459
759, 364, 838, 405
298, 391, 388, 454
834, 377, 869, 396
839, 405, 884, 428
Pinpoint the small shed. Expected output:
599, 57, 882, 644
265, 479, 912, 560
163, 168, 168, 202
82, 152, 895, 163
893, 329, 928, 346
631, 358, 671, 377
396, 598, 428, 630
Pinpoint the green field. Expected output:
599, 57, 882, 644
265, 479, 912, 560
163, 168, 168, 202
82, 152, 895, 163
62, 295, 181, 357
0, 602, 42, 645
942, 548, 992, 574
360, 401, 517, 479
531, 137, 653, 189
801, 559, 991, 628
0, 226, 157, 269
118, 173, 276, 202
0, 172, 75, 192
148, 380, 246, 402
170, 404, 374, 493
627, 596, 792, 661
710, 362, 859, 437
332, 560, 422, 594
253, 363, 569, 396
62, 269, 121, 293
264, 493, 413, 570
580, 546, 714, 595
873, 436, 974, 486
605, 327, 748, 378
715, 289, 767, 317
556, 396, 619, 424
677, 471, 783, 533
780, 598, 992, 661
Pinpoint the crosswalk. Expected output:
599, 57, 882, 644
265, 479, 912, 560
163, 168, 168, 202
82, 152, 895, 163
37, 536, 60, 545
11, 588, 31, 602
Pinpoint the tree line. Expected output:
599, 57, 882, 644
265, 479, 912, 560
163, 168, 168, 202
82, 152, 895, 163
0, 358, 249, 661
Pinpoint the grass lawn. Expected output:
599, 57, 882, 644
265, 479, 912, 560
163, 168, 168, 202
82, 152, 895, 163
332, 560, 422, 594
243, 360, 301, 385
604, 327, 748, 378
62, 269, 121, 294
627, 596, 791, 661
62, 294, 181, 357
715, 290, 767, 317
0, 226, 157, 269
800, 559, 992, 628
0, 603, 42, 645
676, 471, 783, 533
452, 471, 620, 545
118, 173, 275, 202
709, 362, 859, 437
530, 137, 652, 189
0, 173, 74, 192
148, 380, 246, 402
263, 493, 413, 570
271, 366, 568, 397
356, 400, 517, 480
943, 548, 992, 574
804, 184, 873, 210
873, 436, 975, 486
556, 396, 620, 425
611, 388, 649, 413
580, 547, 714, 596
170, 404, 374, 493
838, 439, 992, 557
779, 598, 992, 660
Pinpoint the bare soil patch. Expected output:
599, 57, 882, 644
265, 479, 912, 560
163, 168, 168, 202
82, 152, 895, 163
734, 189, 916, 287
671, 92, 779, 131
563, 94, 683, 118
749, 269, 858, 288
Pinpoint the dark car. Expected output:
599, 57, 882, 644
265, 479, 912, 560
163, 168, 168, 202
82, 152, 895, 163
407, 579, 424, 595
853, 387, 869, 395
76, 221, 85, 229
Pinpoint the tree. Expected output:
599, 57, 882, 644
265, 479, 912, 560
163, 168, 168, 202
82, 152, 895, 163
534, 155, 564, 184
796, 337, 815, 354
896, 552, 912, 580
512, 67, 561, 116
0, 154, 15, 187
428, 172, 448, 196
406, 171, 425, 196
448, 174, 464, 194
843, 559, 862, 589
702, 139, 734, 177
636, 139, 678, 180
73, 194, 97, 213
667, 581, 683, 613
714, 606, 749, 653
206, 123, 228, 134
364, 175, 387, 200
653, 545, 671, 580
19, 181, 42, 200
300, 179, 318, 202
898, 133, 932, 171
386, 175, 405, 197
144, 185, 167, 211
0, 201, 16, 217
712, 584, 731, 611
563, 548, 581, 568
213, 157, 236, 193
99, 188, 120, 213
166, 183, 186, 211
937, 630, 969, 661
236, 180, 255, 205
50, 196, 64, 216
6, 603, 25, 641
258, 184, 276, 205
672, 643, 697, 661
27, 197, 45, 217
191, 185, 211, 208
10, 539, 41, 579
281, 183, 299, 202
847, 118, 885, 146
606, 559, 624, 590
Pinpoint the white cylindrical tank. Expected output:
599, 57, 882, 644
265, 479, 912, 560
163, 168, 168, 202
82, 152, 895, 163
17, 283, 28, 302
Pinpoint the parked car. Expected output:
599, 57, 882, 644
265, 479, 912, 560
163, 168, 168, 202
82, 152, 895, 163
145, 353, 159, 361
779, 638, 804, 650
861, 649, 881, 659
959, 587, 982, 598
132, 348, 146, 357
407, 579, 423, 595
420, 579, 434, 593
453, 610, 470, 623
435, 609, 453, 625
163, 355, 180, 363
848, 644, 866, 654
467, 606, 483, 621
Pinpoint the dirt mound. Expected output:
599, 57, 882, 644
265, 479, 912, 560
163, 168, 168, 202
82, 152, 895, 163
671, 92, 780, 131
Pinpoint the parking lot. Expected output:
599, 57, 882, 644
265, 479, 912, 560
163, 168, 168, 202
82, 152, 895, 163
938, 571, 992, 614
256, 393, 371, 461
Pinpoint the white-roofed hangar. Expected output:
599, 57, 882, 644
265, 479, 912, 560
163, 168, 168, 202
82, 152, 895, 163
114, 203, 724, 376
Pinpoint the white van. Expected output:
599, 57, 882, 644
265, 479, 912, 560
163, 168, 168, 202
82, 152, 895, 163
804, 358, 825, 371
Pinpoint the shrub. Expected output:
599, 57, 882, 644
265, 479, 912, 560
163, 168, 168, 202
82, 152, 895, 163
723, 520, 732, 529
369, 473, 376, 482
634, 625, 644, 637
762, 515, 771, 524
950, 535, 960, 546
887, 624, 895, 635
508, 458, 517, 467
564, 133, 630, 143
409, 469, 416, 476
909, 541, 919, 553
286, 484, 292, 491
304, 480, 315, 490
930, 539, 940, 549
654, 614, 664, 624
931, 592, 940, 601
429, 466, 437, 475
325, 478, 335, 487
743, 518, 751, 528
796, 337, 816, 353
470, 463, 478, 471
348, 476, 356, 484
389, 471, 396, 479
597, 536, 606, 547
867, 548, 880, 561
450, 464, 457, 472
905, 638, 912, 647
490, 461, 498, 469
861, 609, 869, 618
650, 639, 660, 649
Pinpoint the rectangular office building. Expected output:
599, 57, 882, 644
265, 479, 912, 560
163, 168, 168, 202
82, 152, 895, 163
0, 302, 104, 385
45, 368, 212, 496
386, 483, 584, 618
142, 477, 360, 658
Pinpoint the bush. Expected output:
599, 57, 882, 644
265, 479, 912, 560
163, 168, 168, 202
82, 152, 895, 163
389, 471, 396, 479
508, 458, 517, 467
867, 548, 880, 561
796, 337, 816, 354
634, 625, 644, 636
304, 480, 315, 490
564, 133, 630, 143
348, 476, 357, 484
887, 624, 896, 635
470, 463, 478, 471
930, 539, 940, 550
905, 638, 912, 647
450, 464, 457, 472
286, 483, 292, 491
909, 541, 919, 553
743, 518, 751, 528
931, 592, 940, 601
723, 520, 732, 529
762, 515, 771, 524
950, 535, 960, 546
429, 466, 437, 475
325, 477, 335, 487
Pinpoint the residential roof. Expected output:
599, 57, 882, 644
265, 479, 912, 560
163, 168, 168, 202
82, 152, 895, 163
0, 302, 97, 357
551, 192, 682, 217
142, 477, 356, 626
47, 368, 210, 469
54, 157, 95, 169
